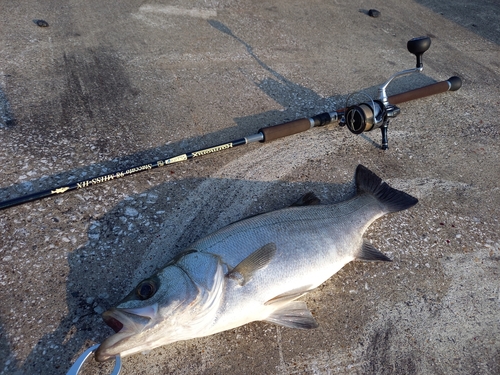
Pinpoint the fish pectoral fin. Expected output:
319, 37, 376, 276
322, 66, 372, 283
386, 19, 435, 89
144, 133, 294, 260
355, 241, 392, 262
291, 192, 321, 206
226, 243, 276, 286
264, 285, 314, 306
264, 301, 319, 330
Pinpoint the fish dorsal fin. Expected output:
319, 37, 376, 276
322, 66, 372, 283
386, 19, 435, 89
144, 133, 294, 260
264, 301, 319, 329
227, 243, 276, 286
291, 192, 321, 207
264, 285, 314, 306
356, 241, 392, 262
355, 165, 418, 213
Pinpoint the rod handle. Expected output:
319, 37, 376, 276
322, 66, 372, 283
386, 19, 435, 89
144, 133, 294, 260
259, 112, 335, 142
259, 118, 311, 142
388, 76, 462, 105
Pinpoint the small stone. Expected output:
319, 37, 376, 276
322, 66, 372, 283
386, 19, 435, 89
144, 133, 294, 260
368, 9, 381, 18
94, 305, 105, 314
125, 207, 139, 216
34, 19, 49, 27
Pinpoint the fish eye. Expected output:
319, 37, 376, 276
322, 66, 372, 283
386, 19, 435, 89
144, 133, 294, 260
136, 280, 156, 300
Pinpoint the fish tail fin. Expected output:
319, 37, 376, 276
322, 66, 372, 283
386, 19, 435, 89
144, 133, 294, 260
355, 165, 418, 213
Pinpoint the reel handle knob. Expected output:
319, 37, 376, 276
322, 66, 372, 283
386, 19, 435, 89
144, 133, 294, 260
407, 36, 431, 68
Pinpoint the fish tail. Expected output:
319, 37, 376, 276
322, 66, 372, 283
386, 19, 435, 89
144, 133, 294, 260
355, 165, 418, 213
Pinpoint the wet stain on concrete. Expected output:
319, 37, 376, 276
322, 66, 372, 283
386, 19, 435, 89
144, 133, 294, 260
59, 48, 139, 125
0, 89, 16, 128
25, 47, 143, 159
364, 324, 417, 375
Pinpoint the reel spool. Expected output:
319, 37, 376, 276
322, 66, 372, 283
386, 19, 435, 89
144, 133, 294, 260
341, 92, 401, 150
343, 93, 386, 134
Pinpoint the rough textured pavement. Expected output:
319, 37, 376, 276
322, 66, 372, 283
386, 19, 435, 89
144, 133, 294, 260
0, 0, 499, 374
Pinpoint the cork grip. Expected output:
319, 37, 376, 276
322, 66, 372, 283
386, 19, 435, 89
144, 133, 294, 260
388, 77, 462, 105
259, 118, 311, 142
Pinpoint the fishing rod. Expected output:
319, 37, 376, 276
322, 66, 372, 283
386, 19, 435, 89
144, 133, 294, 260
1, 36, 461, 211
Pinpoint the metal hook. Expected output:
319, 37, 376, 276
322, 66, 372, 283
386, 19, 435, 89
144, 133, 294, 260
66, 344, 121, 375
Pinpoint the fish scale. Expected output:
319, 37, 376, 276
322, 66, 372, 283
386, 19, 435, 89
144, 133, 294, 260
196, 196, 382, 266
203, 203, 380, 332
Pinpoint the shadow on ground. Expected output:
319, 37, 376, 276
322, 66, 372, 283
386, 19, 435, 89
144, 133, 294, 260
415, 0, 500, 45
14, 175, 355, 374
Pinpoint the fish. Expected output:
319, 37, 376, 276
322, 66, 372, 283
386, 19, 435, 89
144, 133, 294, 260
95, 164, 418, 361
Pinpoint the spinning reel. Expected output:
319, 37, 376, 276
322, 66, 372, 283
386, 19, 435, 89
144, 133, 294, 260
339, 36, 459, 149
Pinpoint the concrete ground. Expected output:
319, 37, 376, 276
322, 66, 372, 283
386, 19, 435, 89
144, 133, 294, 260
0, 0, 498, 374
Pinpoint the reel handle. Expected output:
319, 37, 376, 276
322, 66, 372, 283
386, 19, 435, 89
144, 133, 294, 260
407, 36, 431, 68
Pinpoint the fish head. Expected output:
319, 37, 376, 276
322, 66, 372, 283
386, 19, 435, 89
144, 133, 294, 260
95, 264, 201, 362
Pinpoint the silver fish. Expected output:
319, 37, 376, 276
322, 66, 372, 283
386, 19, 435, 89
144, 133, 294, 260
95, 165, 418, 361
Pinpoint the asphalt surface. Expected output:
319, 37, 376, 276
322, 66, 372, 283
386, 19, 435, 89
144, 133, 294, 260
0, 0, 499, 374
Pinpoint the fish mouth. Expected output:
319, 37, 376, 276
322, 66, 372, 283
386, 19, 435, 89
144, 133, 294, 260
95, 304, 158, 362
103, 313, 124, 333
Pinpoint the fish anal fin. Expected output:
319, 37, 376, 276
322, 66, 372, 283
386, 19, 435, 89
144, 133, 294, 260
291, 192, 321, 207
356, 241, 392, 262
264, 285, 314, 306
227, 243, 276, 286
264, 301, 319, 330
